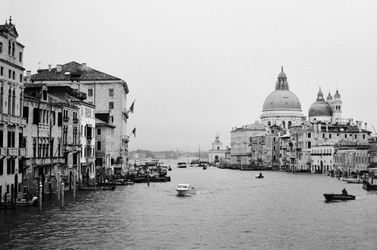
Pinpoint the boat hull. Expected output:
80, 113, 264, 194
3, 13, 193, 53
323, 193, 355, 201
363, 180, 377, 191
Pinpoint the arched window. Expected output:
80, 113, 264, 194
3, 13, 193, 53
282, 121, 286, 128
8, 88, 11, 114
288, 121, 292, 128
268, 121, 271, 126
12, 89, 15, 115
8, 40, 11, 55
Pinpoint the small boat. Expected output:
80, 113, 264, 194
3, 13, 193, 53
255, 173, 264, 179
176, 184, 196, 196
342, 178, 362, 184
16, 196, 39, 207
177, 162, 187, 168
323, 193, 355, 201
168, 166, 172, 171
115, 179, 134, 185
363, 180, 377, 191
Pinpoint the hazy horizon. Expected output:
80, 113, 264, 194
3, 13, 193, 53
2, 0, 377, 151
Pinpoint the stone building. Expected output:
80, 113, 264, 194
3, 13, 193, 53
230, 121, 265, 167
23, 84, 81, 191
73, 99, 95, 186
208, 134, 227, 164
308, 88, 343, 124
0, 18, 25, 202
30, 62, 130, 174
260, 67, 305, 128
95, 116, 115, 179
22, 88, 65, 196
311, 139, 370, 174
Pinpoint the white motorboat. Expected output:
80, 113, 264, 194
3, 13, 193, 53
177, 162, 187, 168
176, 184, 196, 196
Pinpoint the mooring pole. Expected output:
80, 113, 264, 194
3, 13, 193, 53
60, 182, 64, 208
39, 181, 43, 211
57, 172, 60, 201
73, 172, 76, 200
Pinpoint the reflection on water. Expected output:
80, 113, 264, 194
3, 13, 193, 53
1, 163, 377, 249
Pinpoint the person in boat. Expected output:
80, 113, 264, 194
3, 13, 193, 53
342, 188, 348, 195
259, 172, 263, 177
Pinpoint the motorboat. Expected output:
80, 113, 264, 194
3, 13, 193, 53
177, 162, 187, 168
323, 193, 355, 201
342, 178, 362, 184
363, 180, 377, 191
176, 184, 196, 196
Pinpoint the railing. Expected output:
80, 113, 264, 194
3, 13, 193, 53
0, 148, 7, 156
73, 117, 79, 123
7, 148, 18, 156
63, 116, 69, 122
9, 116, 19, 124
19, 148, 26, 157
1, 114, 9, 123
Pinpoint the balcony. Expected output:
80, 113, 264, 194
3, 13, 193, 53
21, 118, 27, 126
63, 116, 69, 122
0, 148, 7, 157
19, 148, 26, 157
30, 157, 65, 166
9, 116, 20, 125
1, 114, 9, 123
73, 117, 79, 124
7, 148, 18, 157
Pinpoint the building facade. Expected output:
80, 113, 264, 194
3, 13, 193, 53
22, 89, 65, 196
230, 121, 265, 167
0, 18, 25, 202
30, 62, 130, 174
95, 117, 115, 180
208, 134, 227, 164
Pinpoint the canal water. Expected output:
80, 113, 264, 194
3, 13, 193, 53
1, 163, 377, 250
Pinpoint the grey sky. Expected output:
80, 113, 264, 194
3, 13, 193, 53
1, 0, 377, 151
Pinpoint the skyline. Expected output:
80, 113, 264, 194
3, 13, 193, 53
1, 0, 377, 151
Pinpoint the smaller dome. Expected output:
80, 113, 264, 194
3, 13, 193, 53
309, 88, 333, 117
309, 102, 333, 117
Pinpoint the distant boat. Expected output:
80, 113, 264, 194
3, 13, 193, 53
255, 173, 264, 179
342, 178, 361, 184
323, 193, 355, 201
176, 184, 196, 196
177, 162, 187, 168
363, 180, 377, 191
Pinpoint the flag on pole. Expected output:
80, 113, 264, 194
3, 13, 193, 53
132, 127, 136, 137
129, 101, 135, 113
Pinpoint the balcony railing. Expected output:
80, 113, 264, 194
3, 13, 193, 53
63, 116, 69, 122
1, 114, 9, 123
7, 148, 18, 156
19, 148, 26, 157
0, 148, 7, 157
73, 117, 79, 123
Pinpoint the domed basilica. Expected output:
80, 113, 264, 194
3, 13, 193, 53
308, 88, 342, 124
260, 67, 304, 128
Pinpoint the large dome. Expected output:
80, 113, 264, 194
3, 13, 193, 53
262, 90, 302, 112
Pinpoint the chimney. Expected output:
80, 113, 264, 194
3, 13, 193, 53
48, 64, 51, 72
82, 63, 87, 68
26, 70, 31, 78
365, 123, 367, 130
56, 64, 62, 72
